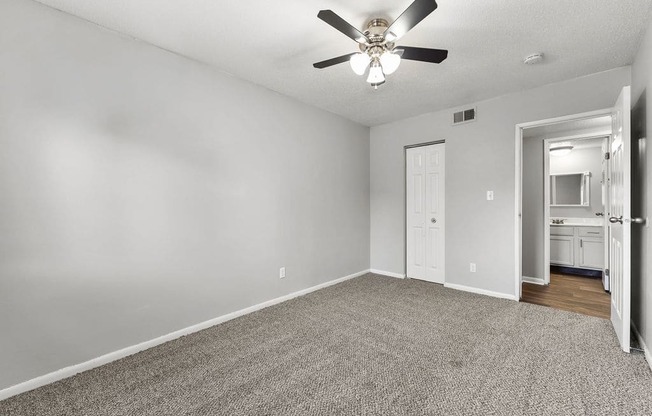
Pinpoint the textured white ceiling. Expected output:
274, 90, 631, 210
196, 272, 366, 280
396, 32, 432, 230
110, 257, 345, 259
35, 0, 652, 126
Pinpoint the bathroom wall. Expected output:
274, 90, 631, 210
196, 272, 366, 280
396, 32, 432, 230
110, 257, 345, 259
550, 145, 604, 218
522, 138, 545, 279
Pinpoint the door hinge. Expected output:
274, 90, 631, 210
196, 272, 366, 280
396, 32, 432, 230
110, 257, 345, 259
605, 152, 610, 160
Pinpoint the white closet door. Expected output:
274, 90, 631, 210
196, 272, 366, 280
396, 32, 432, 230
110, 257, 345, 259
407, 143, 445, 283
406, 147, 426, 280
425, 145, 445, 283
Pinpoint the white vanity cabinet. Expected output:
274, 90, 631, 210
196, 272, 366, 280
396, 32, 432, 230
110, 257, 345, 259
576, 228, 604, 269
550, 225, 604, 271
550, 226, 574, 266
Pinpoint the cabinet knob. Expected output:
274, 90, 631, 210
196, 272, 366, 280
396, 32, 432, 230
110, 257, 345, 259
431, 218, 437, 223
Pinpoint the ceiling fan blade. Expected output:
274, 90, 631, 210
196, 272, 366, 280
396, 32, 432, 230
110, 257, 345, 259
313, 53, 357, 69
318, 10, 369, 44
396, 46, 448, 63
385, 0, 438, 41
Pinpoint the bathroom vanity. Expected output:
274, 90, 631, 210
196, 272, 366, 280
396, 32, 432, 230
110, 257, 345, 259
550, 219, 604, 271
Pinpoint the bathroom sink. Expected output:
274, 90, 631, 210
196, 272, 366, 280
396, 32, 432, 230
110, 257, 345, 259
550, 217, 603, 227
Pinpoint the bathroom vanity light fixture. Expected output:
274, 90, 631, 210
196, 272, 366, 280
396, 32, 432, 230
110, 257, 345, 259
550, 144, 574, 156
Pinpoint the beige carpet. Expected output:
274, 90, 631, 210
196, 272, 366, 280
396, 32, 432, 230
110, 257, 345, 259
1, 273, 651, 415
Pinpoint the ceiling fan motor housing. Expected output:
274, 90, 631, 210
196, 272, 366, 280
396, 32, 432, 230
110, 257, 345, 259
360, 19, 395, 55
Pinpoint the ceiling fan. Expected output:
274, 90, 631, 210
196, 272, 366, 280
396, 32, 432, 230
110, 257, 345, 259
313, 0, 448, 88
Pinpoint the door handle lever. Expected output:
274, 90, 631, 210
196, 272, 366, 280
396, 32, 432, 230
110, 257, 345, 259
610, 216, 646, 225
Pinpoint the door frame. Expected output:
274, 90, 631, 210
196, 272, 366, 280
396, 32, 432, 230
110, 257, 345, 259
514, 108, 612, 299
404, 140, 446, 279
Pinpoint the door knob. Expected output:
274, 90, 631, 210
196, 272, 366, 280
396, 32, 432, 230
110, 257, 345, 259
431, 218, 437, 223
609, 216, 623, 224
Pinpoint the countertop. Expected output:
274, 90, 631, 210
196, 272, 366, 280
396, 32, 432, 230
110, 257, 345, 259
550, 217, 603, 227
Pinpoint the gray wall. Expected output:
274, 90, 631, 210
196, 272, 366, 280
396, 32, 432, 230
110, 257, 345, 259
0, 0, 370, 390
550, 146, 603, 218
631, 15, 652, 363
521, 138, 545, 279
370, 67, 630, 297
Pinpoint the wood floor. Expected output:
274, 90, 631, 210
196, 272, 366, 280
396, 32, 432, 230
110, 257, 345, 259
521, 272, 610, 319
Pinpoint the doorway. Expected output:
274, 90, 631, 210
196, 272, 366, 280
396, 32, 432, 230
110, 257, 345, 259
514, 85, 633, 352
405, 142, 445, 283
521, 131, 612, 319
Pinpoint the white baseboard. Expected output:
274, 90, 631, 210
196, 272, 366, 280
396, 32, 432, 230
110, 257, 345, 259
632, 322, 652, 371
444, 282, 518, 301
370, 269, 406, 279
0, 269, 370, 402
522, 276, 546, 285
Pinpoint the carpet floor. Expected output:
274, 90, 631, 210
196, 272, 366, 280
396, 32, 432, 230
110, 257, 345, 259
2, 273, 651, 415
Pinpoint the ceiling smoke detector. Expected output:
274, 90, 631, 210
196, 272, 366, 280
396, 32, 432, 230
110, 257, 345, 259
523, 53, 544, 65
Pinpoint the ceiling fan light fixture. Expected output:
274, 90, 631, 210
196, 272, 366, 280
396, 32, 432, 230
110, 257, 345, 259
366, 60, 385, 84
313, 0, 449, 87
379, 51, 401, 75
350, 53, 371, 75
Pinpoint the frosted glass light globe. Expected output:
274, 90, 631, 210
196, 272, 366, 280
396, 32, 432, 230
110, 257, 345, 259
380, 51, 401, 75
350, 53, 371, 76
366, 61, 385, 84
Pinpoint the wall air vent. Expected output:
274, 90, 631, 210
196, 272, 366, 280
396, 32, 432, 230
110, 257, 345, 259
453, 108, 476, 125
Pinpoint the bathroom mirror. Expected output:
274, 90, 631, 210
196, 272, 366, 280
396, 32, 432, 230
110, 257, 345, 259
550, 172, 590, 206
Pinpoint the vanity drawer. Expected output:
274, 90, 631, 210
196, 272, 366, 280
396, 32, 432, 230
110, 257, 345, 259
578, 227, 604, 238
550, 226, 574, 236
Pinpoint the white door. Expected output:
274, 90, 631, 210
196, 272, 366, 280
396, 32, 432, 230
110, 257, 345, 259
601, 136, 611, 291
406, 144, 445, 283
609, 86, 631, 353
406, 148, 426, 279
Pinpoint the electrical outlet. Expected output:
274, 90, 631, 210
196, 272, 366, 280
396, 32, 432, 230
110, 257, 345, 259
486, 191, 494, 201
279, 267, 286, 279
470, 263, 476, 273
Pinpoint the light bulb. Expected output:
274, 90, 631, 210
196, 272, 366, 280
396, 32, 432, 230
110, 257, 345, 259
366, 61, 385, 84
350, 53, 370, 76
380, 51, 401, 75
